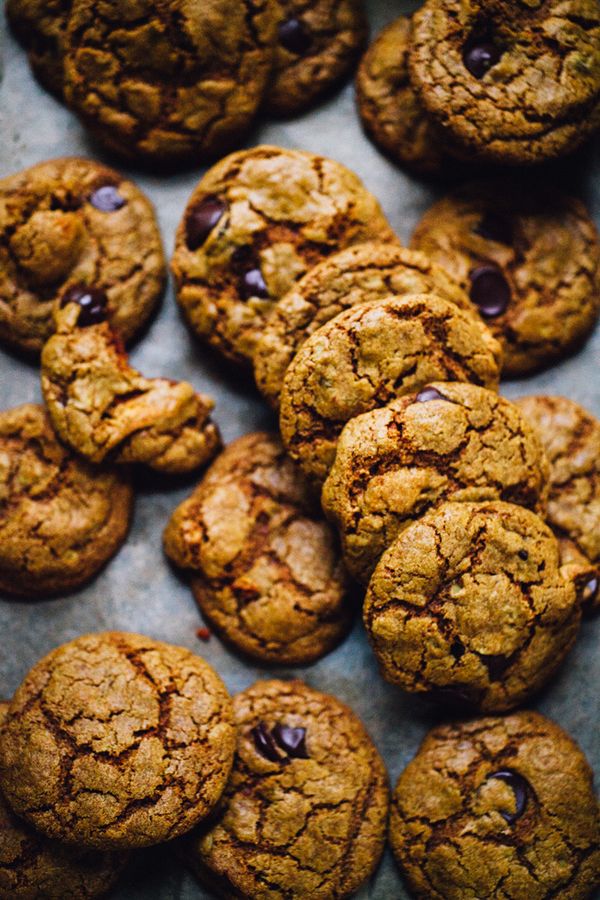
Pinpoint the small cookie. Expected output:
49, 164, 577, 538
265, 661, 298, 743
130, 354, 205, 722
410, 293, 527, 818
279, 293, 502, 484
322, 383, 550, 585
41, 296, 220, 474
164, 432, 352, 665
558, 536, 600, 616
5, 1, 67, 96
0, 632, 236, 849
0, 157, 165, 355
254, 241, 474, 408
62, 0, 277, 162
181, 679, 389, 899
0, 404, 133, 599
390, 711, 600, 899
171, 145, 395, 366
364, 501, 581, 713
409, 0, 600, 164
411, 181, 600, 376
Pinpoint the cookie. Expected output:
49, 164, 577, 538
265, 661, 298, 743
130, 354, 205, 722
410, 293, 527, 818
411, 181, 600, 376
0, 157, 165, 356
0, 632, 236, 849
5, 1, 67, 96
322, 382, 550, 585
0, 404, 133, 599
267, 0, 367, 116
390, 711, 600, 899
62, 0, 277, 163
279, 293, 503, 484
181, 679, 389, 899
558, 536, 600, 616
409, 0, 600, 164
254, 241, 474, 408
364, 501, 581, 712
164, 432, 352, 665
41, 296, 221, 474
171, 145, 395, 367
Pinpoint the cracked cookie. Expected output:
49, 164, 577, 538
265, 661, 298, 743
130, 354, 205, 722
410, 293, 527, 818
164, 432, 352, 665
363, 501, 581, 713
0, 632, 236, 849
0, 700, 129, 899
411, 181, 600, 376
279, 293, 502, 484
390, 711, 600, 899
62, 0, 277, 163
322, 382, 550, 585
5, 1, 68, 96
408, 0, 600, 164
0, 403, 133, 599
181, 679, 389, 899
171, 145, 395, 367
254, 241, 474, 409
41, 297, 220, 474
0, 157, 165, 356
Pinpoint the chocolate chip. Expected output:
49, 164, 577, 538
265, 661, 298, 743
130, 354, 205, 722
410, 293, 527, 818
450, 639, 465, 662
518, 549, 529, 561
278, 17, 312, 55
581, 576, 599, 608
251, 722, 286, 763
463, 40, 502, 79
488, 769, 529, 823
272, 724, 309, 759
481, 653, 511, 682
89, 185, 126, 212
61, 284, 108, 327
475, 211, 513, 246
185, 196, 226, 250
241, 268, 269, 300
415, 387, 449, 403
469, 265, 511, 318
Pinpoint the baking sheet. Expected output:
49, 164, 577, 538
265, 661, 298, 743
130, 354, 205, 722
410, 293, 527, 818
0, 1, 599, 896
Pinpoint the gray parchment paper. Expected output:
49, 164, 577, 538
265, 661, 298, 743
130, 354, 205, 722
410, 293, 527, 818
0, 1, 599, 896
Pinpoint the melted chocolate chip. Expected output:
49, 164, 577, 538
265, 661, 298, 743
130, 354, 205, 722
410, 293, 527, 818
450, 639, 465, 662
581, 575, 599, 608
415, 386, 449, 403
241, 268, 269, 300
518, 549, 529, 561
89, 185, 126, 212
186, 196, 226, 250
469, 265, 511, 318
61, 284, 108, 327
251, 722, 286, 763
463, 39, 502, 79
278, 17, 312, 55
272, 724, 309, 759
488, 769, 529, 823
475, 211, 513, 246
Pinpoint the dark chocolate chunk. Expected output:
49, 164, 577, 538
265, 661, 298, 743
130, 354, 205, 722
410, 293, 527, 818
89, 185, 126, 212
272, 724, 309, 759
415, 387, 449, 403
469, 265, 511, 318
463, 40, 502, 79
241, 268, 269, 300
481, 653, 511, 682
186, 197, 226, 250
475, 211, 513, 246
518, 549, 529, 561
581, 575, 599, 608
61, 284, 108, 327
251, 722, 286, 763
450, 639, 465, 662
488, 769, 529, 823
278, 17, 312, 55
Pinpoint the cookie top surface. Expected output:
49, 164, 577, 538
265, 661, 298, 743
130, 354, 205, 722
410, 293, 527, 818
409, 0, 600, 163
363, 501, 580, 712
279, 293, 502, 484
164, 432, 352, 665
411, 181, 600, 376
182, 678, 389, 899
171, 145, 395, 366
254, 241, 473, 408
62, 0, 277, 162
267, 0, 367, 116
0, 157, 165, 355
0, 632, 236, 849
0, 403, 133, 599
390, 711, 600, 899
6, 0, 67, 96
322, 382, 550, 585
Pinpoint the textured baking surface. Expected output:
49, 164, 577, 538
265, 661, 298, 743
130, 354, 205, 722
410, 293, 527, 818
0, 0, 599, 896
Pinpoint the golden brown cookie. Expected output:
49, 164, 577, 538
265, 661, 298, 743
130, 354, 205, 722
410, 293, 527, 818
322, 383, 550, 585
411, 181, 600, 376
5, 1, 67, 96
164, 432, 352, 665
0, 404, 133, 599
558, 537, 600, 617
254, 241, 474, 408
181, 679, 389, 899
390, 711, 600, 899
171, 145, 395, 367
41, 298, 220, 475
409, 0, 600, 164
0, 633, 236, 850
0, 157, 165, 355
279, 294, 503, 484
364, 501, 581, 712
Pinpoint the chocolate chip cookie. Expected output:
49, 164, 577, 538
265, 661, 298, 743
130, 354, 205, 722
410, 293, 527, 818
0, 404, 133, 599
171, 145, 395, 367
390, 711, 600, 898
558, 536, 600, 616
409, 0, 600, 164
41, 297, 220, 474
5, 1, 67, 96
254, 241, 474, 408
0, 632, 236, 849
181, 679, 389, 899
411, 181, 600, 376
0, 157, 165, 355
364, 501, 581, 712
62, 0, 278, 162
322, 383, 550, 585
164, 432, 352, 665
279, 294, 503, 484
